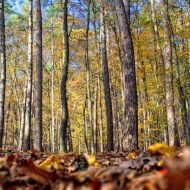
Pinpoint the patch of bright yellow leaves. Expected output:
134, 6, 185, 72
39, 154, 63, 171
148, 143, 176, 157
148, 143, 176, 167
86, 153, 100, 167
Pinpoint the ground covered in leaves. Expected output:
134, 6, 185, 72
1, 143, 190, 190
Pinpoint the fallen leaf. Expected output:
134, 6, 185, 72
148, 143, 176, 157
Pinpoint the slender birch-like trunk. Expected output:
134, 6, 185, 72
161, 0, 177, 146
25, 0, 33, 150
85, 0, 94, 153
34, 0, 42, 151
0, 0, 6, 149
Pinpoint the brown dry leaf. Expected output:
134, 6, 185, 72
162, 149, 190, 190
6, 153, 18, 167
107, 152, 121, 158
0, 171, 9, 184
100, 182, 122, 190
20, 157, 57, 185
120, 159, 144, 170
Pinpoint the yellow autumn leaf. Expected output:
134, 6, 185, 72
148, 143, 176, 157
39, 154, 63, 171
94, 161, 100, 167
127, 151, 137, 159
85, 153, 100, 167
87, 153, 96, 165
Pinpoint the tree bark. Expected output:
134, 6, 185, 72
100, 0, 114, 152
151, 0, 168, 144
0, 0, 6, 149
93, 79, 98, 153
85, 0, 94, 153
161, 0, 177, 146
18, 85, 27, 150
166, 7, 187, 146
25, 0, 33, 150
34, 0, 42, 151
186, 0, 190, 62
98, 76, 104, 152
50, 16, 55, 153
83, 93, 89, 153
114, 0, 138, 150
60, 0, 69, 152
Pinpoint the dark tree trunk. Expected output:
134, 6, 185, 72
114, 0, 138, 150
0, 0, 6, 149
34, 0, 42, 151
25, 0, 33, 150
100, 1, 114, 152
60, 0, 69, 152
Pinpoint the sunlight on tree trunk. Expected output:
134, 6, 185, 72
85, 0, 94, 153
25, 0, 33, 151
0, 0, 6, 149
114, 0, 138, 150
18, 85, 27, 150
161, 0, 179, 146
34, 0, 42, 151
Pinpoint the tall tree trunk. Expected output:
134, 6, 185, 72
100, 0, 114, 152
166, 8, 188, 146
34, 0, 42, 151
18, 85, 27, 150
51, 16, 55, 153
114, 0, 138, 150
93, 79, 98, 153
85, 0, 94, 153
123, 0, 130, 22
161, 0, 178, 146
150, 0, 168, 144
0, 0, 6, 149
60, 0, 69, 152
186, 0, 190, 62
98, 76, 104, 152
83, 94, 89, 153
25, 0, 33, 150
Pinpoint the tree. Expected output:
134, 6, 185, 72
0, 0, 6, 149
25, 0, 33, 150
114, 0, 138, 150
34, 0, 43, 151
60, 0, 69, 152
100, 0, 114, 152
85, 0, 94, 153
161, 0, 179, 146
186, 0, 190, 62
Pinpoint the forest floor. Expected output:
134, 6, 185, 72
0, 143, 190, 190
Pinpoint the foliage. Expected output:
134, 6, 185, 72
2, 0, 190, 151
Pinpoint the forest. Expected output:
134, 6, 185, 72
0, 0, 190, 154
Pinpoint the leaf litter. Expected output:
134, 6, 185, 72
1, 144, 190, 189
